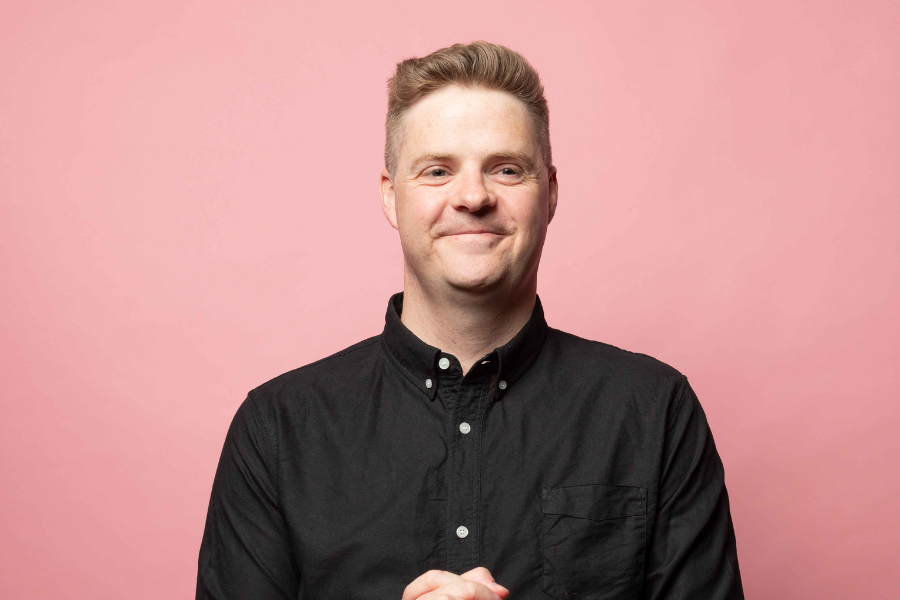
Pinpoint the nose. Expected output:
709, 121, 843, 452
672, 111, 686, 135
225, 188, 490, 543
451, 168, 495, 212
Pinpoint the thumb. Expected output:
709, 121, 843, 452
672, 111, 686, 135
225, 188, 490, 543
460, 567, 494, 585
460, 567, 509, 598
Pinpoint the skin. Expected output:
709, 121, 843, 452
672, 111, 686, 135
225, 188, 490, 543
380, 84, 558, 596
402, 568, 509, 600
380, 85, 558, 375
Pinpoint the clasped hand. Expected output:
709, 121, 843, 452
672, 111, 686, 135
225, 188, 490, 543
402, 567, 510, 600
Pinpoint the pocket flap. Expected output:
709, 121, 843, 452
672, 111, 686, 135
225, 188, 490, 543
542, 484, 646, 522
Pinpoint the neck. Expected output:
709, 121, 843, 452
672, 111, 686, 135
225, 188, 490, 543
400, 274, 537, 375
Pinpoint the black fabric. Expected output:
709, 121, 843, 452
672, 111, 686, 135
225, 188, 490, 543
197, 292, 743, 599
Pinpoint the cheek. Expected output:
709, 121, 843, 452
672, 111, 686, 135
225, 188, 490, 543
396, 202, 439, 249
509, 194, 549, 239
399, 191, 445, 230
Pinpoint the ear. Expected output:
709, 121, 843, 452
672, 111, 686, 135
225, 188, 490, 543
380, 168, 399, 230
547, 166, 559, 223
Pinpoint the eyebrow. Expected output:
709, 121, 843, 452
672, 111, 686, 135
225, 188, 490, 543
408, 151, 537, 173
492, 151, 537, 172
409, 153, 457, 173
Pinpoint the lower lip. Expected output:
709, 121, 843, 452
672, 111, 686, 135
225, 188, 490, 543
447, 232, 502, 237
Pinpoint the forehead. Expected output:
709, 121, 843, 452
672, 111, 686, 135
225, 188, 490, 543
398, 85, 537, 159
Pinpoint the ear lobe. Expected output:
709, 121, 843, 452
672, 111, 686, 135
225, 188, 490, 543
380, 169, 399, 230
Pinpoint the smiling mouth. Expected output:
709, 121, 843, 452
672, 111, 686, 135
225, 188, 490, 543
446, 231, 503, 236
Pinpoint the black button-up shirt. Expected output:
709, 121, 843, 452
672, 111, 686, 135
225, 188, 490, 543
197, 293, 743, 599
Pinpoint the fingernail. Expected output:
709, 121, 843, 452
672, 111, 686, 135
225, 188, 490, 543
490, 581, 508, 591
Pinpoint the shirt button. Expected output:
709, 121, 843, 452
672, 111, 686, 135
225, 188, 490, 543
459, 422, 471, 434
438, 358, 450, 370
425, 378, 433, 389
498, 380, 507, 390
456, 525, 469, 539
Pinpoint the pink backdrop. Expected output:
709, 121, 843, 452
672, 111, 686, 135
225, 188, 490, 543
2, 1, 898, 598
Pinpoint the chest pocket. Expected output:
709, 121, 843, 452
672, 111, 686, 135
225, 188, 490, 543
540, 484, 647, 600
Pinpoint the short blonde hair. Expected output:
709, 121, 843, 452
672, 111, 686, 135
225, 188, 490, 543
385, 41, 552, 175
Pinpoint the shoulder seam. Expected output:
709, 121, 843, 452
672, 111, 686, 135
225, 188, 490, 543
247, 390, 279, 483
550, 328, 685, 375
667, 375, 691, 431
296, 336, 380, 370
252, 336, 382, 393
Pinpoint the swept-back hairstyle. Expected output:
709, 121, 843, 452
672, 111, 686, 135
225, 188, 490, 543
384, 41, 552, 175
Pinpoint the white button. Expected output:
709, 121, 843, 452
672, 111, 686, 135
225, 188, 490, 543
425, 378, 433, 388
459, 422, 471, 434
456, 525, 469, 538
498, 380, 507, 390
439, 358, 450, 370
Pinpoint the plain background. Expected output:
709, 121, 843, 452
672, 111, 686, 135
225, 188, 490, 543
2, 1, 898, 598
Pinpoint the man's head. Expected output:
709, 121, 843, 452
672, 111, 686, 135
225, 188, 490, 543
380, 42, 558, 300
384, 42, 552, 177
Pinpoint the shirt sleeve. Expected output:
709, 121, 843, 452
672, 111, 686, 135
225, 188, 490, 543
196, 392, 299, 600
642, 378, 744, 599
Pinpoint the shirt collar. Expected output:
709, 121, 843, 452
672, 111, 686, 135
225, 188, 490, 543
380, 292, 549, 401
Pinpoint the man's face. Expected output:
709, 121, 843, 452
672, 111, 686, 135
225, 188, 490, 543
380, 85, 558, 297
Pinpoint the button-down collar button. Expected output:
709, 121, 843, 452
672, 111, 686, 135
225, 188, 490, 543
456, 525, 469, 539
438, 357, 450, 370
425, 378, 433, 389
498, 380, 508, 390
459, 422, 471, 434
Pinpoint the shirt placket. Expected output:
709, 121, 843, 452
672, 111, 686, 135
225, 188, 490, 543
441, 360, 497, 574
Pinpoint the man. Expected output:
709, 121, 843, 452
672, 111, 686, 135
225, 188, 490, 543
196, 41, 743, 599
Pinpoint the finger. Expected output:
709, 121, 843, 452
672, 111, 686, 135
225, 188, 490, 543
460, 567, 509, 598
417, 580, 502, 600
460, 567, 494, 585
402, 570, 465, 600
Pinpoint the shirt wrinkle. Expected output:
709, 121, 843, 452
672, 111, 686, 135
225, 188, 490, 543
197, 293, 742, 600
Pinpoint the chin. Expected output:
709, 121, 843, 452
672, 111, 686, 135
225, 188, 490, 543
442, 268, 507, 293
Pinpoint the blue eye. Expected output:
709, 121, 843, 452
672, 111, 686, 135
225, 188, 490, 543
428, 169, 447, 177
